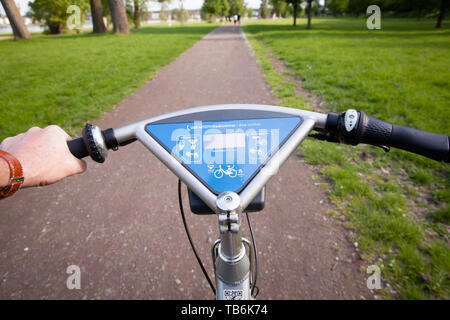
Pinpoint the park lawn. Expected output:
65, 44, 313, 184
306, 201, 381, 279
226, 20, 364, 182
0, 23, 217, 140
243, 18, 449, 299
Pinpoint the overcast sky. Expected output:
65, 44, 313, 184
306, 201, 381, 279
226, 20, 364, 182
2, 0, 325, 15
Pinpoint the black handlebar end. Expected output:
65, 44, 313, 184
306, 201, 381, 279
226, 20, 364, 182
67, 137, 89, 159
389, 125, 450, 163
67, 124, 119, 162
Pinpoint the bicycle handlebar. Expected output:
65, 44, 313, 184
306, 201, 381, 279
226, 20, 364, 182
325, 110, 449, 163
67, 124, 121, 162
67, 136, 90, 159
67, 106, 449, 164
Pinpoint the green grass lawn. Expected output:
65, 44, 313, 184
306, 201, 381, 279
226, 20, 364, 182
0, 24, 217, 140
243, 18, 449, 299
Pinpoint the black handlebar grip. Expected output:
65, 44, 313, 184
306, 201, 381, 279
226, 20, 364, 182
357, 112, 393, 146
359, 112, 449, 162
389, 125, 449, 162
326, 110, 450, 163
67, 137, 89, 159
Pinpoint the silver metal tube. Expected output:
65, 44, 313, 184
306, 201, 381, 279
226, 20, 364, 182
219, 225, 245, 261
216, 192, 245, 260
216, 274, 251, 300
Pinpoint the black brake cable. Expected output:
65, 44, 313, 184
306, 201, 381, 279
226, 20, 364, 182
177, 180, 216, 296
245, 212, 259, 298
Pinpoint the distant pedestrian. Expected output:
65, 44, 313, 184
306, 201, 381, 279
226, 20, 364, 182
237, 12, 241, 25
233, 14, 237, 25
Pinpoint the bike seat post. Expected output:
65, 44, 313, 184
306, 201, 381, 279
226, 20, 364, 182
215, 192, 251, 300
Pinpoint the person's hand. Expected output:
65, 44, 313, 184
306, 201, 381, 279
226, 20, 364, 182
0, 126, 86, 187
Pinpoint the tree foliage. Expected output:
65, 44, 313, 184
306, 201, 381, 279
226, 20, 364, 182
218, 0, 230, 18
201, 0, 220, 22
326, 0, 349, 15
343, 0, 443, 17
201, 0, 246, 21
159, 2, 170, 21
125, 0, 149, 28
172, 8, 189, 24
332, 0, 448, 28
29, 0, 89, 34
260, 0, 270, 18
229, 0, 245, 16
270, 0, 292, 18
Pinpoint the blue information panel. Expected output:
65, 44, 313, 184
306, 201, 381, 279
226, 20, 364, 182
146, 117, 301, 193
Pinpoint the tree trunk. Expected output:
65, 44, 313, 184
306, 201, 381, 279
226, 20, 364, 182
48, 22, 63, 34
0, 0, 31, 39
108, 0, 130, 34
90, 0, 107, 33
293, 2, 297, 26
133, 0, 141, 28
436, 0, 447, 28
306, 0, 312, 29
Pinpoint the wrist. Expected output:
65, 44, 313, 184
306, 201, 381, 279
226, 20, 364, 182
0, 157, 9, 188
0, 150, 24, 198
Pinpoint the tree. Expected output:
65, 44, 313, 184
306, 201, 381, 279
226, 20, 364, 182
270, 0, 291, 18
125, 0, 150, 28
172, 7, 189, 25
217, 0, 230, 19
108, 0, 130, 33
201, 0, 245, 21
305, 0, 313, 29
133, 0, 141, 28
0, 0, 31, 39
228, 0, 245, 16
346, 0, 372, 16
29, 0, 88, 34
177, 0, 188, 26
159, 2, 170, 21
260, 0, 270, 18
201, 0, 219, 22
326, 0, 349, 16
90, 0, 107, 33
285, 0, 301, 26
436, 0, 448, 28
247, 7, 254, 18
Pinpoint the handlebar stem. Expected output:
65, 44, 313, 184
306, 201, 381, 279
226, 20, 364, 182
216, 192, 245, 261
214, 192, 251, 300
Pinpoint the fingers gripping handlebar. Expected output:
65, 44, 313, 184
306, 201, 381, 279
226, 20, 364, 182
324, 110, 450, 163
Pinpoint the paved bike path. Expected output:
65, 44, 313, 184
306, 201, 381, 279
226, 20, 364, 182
0, 26, 371, 299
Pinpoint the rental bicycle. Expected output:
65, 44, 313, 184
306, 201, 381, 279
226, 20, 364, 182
67, 104, 449, 300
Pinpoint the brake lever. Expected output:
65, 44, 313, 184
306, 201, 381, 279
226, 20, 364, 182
309, 133, 391, 153
308, 133, 340, 143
